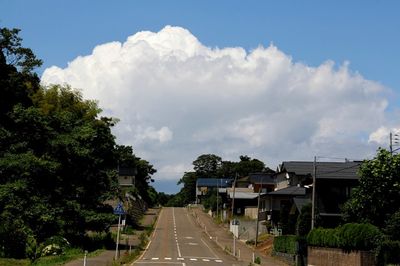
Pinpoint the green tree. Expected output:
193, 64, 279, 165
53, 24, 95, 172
193, 154, 222, 177
296, 203, 312, 236
176, 172, 198, 205
343, 149, 400, 229
0, 28, 122, 257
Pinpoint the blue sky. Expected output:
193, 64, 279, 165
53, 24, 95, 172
3, 1, 399, 90
2, 1, 400, 193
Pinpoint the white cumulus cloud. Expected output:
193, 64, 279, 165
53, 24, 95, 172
42, 25, 396, 189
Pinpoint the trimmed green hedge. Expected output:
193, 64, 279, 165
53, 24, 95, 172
273, 235, 297, 254
307, 223, 382, 251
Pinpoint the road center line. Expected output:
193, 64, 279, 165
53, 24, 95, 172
172, 208, 182, 257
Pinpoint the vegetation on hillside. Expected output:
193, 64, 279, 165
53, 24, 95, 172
0, 27, 161, 260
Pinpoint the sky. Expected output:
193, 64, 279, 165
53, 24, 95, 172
2, 1, 400, 194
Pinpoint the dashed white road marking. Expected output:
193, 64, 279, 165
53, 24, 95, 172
172, 208, 182, 258
215, 259, 223, 262
189, 258, 197, 261
203, 258, 210, 261
151, 257, 159, 260
165, 257, 172, 260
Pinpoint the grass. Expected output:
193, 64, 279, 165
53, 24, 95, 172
111, 210, 159, 265
0, 258, 30, 266
0, 248, 105, 266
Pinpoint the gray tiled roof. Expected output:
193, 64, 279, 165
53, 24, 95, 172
268, 186, 306, 196
249, 173, 275, 184
196, 178, 233, 188
280, 161, 361, 179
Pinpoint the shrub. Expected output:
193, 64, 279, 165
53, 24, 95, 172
25, 235, 38, 261
273, 235, 297, 254
296, 204, 311, 236
39, 236, 70, 256
307, 223, 382, 251
337, 223, 382, 251
81, 232, 114, 251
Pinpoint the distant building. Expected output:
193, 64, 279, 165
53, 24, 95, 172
118, 166, 137, 187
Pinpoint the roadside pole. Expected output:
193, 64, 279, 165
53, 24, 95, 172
115, 214, 121, 260
231, 173, 237, 256
83, 250, 88, 266
113, 202, 125, 261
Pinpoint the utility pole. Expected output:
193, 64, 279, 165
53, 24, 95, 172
231, 173, 237, 256
115, 213, 121, 260
255, 176, 263, 247
390, 132, 393, 155
216, 179, 219, 220
311, 156, 316, 230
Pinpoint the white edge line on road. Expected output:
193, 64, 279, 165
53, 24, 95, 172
132, 262, 181, 264
134, 208, 163, 264
185, 208, 220, 260
200, 237, 219, 259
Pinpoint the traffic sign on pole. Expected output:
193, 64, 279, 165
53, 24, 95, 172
114, 202, 125, 215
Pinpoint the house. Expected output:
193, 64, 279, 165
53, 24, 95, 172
227, 188, 263, 217
118, 166, 137, 187
248, 172, 275, 193
195, 178, 233, 203
260, 161, 361, 230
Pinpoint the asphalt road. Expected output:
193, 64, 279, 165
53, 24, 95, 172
133, 207, 246, 266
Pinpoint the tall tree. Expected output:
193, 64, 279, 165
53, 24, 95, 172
343, 149, 400, 228
193, 154, 222, 177
0, 28, 120, 257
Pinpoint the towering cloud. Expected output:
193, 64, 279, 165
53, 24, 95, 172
42, 26, 395, 184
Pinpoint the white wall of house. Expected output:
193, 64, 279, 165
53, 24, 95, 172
118, 175, 134, 186
245, 207, 258, 219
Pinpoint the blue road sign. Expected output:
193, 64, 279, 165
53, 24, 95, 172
113, 202, 125, 215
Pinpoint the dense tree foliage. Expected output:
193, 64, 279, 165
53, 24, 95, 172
343, 149, 400, 238
0, 27, 158, 258
193, 154, 222, 178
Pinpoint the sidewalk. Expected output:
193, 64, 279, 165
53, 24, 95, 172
64, 208, 159, 266
189, 206, 287, 266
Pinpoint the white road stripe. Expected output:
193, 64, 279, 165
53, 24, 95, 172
173, 208, 182, 258
203, 259, 210, 261
215, 259, 223, 262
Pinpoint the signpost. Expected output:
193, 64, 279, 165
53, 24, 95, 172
114, 202, 125, 260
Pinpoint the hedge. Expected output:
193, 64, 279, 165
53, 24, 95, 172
273, 235, 297, 254
307, 223, 382, 251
